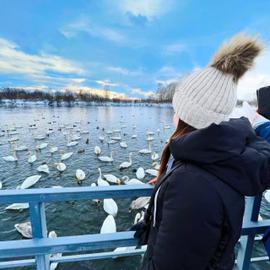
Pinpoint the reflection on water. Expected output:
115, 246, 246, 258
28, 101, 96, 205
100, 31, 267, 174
0, 105, 269, 270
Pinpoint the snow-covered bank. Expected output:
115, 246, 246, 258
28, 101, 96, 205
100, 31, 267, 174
0, 99, 172, 108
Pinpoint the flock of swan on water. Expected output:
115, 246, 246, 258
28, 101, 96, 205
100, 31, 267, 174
0, 112, 173, 267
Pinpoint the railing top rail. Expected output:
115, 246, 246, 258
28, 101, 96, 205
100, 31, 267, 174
0, 184, 153, 204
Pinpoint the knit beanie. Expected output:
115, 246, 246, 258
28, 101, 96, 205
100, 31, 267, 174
172, 33, 263, 129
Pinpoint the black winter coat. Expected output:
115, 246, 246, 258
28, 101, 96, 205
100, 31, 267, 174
141, 118, 270, 270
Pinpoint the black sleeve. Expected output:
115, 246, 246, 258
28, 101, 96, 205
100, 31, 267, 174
150, 170, 224, 270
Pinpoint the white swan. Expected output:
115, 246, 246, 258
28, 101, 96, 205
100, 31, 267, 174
3, 150, 18, 162
152, 162, 160, 170
28, 151, 37, 164
37, 164, 50, 174
97, 168, 110, 186
146, 168, 158, 177
35, 135, 46, 140
94, 146, 101, 156
36, 142, 48, 150
119, 153, 132, 169
139, 142, 152, 154
103, 174, 121, 184
131, 134, 137, 139
100, 215, 116, 234
21, 175, 42, 189
98, 152, 113, 162
76, 169, 86, 184
48, 231, 62, 270
129, 197, 150, 211
55, 162, 66, 172
120, 141, 128, 148
6, 203, 29, 211
61, 151, 73, 161
136, 167, 145, 180
103, 198, 118, 217
15, 145, 28, 151
49, 146, 58, 154
15, 221, 32, 238
123, 177, 144, 185
151, 152, 159, 161
67, 141, 78, 147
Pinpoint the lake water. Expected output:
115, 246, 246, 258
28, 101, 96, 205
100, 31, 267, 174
0, 105, 269, 270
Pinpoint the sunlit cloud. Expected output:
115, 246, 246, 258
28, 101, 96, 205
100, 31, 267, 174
96, 79, 119, 87
130, 87, 155, 97
107, 66, 143, 76
60, 16, 127, 44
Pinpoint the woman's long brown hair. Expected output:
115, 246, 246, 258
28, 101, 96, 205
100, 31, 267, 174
158, 118, 196, 178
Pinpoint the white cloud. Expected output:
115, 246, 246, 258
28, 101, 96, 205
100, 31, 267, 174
96, 79, 119, 87
107, 66, 142, 76
60, 17, 126, 44
238, 49, 270, 100
163, 42, 187, 55
118, 0, 174, 20
0, 38, 84, 88
130, 87, 155, 97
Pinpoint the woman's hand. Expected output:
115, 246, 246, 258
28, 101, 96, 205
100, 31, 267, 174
148, 177, 157, 185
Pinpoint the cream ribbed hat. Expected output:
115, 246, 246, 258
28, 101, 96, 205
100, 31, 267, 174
172, 33, 263, 129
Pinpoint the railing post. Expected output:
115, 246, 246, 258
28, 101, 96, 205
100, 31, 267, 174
236, 195, 262, 270
29, 202, 49, 270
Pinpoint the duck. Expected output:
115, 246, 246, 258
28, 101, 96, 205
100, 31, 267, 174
97, 168, 110, 186
100, 215, 116, 234
98, 152, 113, 162
94, 146, 101, 156
103, 198, 118, 217
76, 169, 86, 184
21, 175, 42, 189
27, 151, 37, 164
136, 167, 145, 180
119, 153, 132, 170
103, 173, 121, 184
37, 164, 50, 174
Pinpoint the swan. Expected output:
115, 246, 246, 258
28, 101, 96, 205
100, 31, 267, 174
264, 190, 270, 203
8, 137, 19, 142
99, 136, 105, 142
139, 142, 152, 154
136, 167, 145, 179
6, 203, 29, 211
123, 177, 144, 185
129, 197, 150, 211
131, 134, 137, 139
21, 175, 42, 189
49, 146, 58, 153
151, 152, 159, 161
97, 168, 110, 186
35, 135, 46, 140
90, 183, 101, 204
55, 162, 66, 172
152, 162, 160, 170
36, 142, 48, 150
111, 136, 121, 141
3, 150, 18, 162
146, 136, 154, 141
61, 151, 73, 161
103, 174, 121, 184
100, 215, 116, 234
28, 151, 37, 164
48, 231, 62, 270
119, 153, 132, 169
120, 141, 128, 148
146, 168, 158, 177
147, 131, 155, 136
94, 146, 101, 156
15, 145, 28, 151
98, 152, 113, 162
67, 141, 78, 147
76, 169, 86, 184
134, 211, 145, 224
37, 164, 50, 174
15, 221, 32, 238
107, 140, 117, 144
103, 198, 118, 217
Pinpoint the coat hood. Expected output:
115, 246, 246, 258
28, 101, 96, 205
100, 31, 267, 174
170, 117, 270, 196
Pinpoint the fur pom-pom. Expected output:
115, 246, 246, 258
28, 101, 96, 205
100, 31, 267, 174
210, 33, 263, 81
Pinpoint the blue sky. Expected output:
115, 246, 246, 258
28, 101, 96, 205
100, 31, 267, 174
0, 0, 270, 99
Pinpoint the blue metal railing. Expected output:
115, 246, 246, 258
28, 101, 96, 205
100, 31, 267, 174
0, 185, 270, 270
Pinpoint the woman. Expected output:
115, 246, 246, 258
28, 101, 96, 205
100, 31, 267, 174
139, 34, 270, 270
